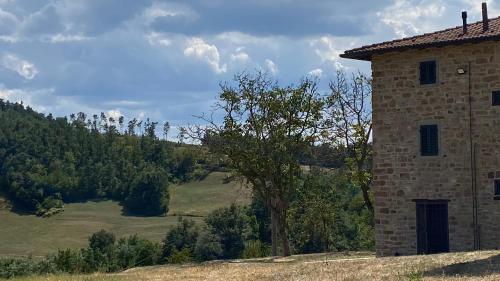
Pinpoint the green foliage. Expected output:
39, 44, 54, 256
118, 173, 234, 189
0, 100, 208, 216
241, 240, 269, 259
0, 230, 163, 278
167, 248, 193, 264
204, 204, 248, 259
0, 257, 56, 279
116, 235, 162, 268
52, 249, 85, 274
85, 230, 118, 272
194, 232, 223, 261
200, 72, 326, 256
36, 195, 64, 217
288, 169, 374, 253
123, 165, 169, 216
162, 217, 199, 262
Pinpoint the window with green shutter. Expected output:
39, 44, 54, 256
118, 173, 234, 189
492, 91, 500, 106
495, 180, 500, 200
420, 125, 438, 156
420, 61, 436, 85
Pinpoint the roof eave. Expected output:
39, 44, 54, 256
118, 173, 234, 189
339, 53, 372, 61
340, 34, 500, 62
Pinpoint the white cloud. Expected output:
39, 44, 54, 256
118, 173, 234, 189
1, 53, 39, 80
310, 36, 348, 70
307, 68, 323, 77
142, 1, 196, 24
0, 35, 18, 43
0, 86, 76, 114
264, 59, 278, 75
146, 32, 171, 47
107, 109, 122, 120
0, 7, 19, 34
184, 37, 227, 74
230, 49, 250, 63
377, 0, 446, 38
50, 33, 91, 43
0, 85, 131, 120
104, 100, 148, 107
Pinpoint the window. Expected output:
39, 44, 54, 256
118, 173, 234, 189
420, 61, 437, 85
420, 125, 438, 156
492, 91, 500, 106
495, 180, 500, 199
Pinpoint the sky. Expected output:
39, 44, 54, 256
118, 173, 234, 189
0, 0, 497, 138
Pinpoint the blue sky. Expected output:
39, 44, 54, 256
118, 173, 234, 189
0, 0, 496, 138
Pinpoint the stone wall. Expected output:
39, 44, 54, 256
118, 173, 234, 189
371, 41, 500, 256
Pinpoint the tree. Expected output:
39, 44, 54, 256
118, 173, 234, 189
162, 217, 199, 261
288, 169, 338, 253
204, 204, 248, 259
163, 121, 170, 140
123, 165, 169, 216
192, 73, 324, 256
327, 70, 373, 213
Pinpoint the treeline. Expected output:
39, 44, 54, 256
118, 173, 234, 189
0, 169, 373, 279
0, 100, 210, 216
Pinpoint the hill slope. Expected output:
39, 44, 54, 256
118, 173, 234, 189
0, 172, 250, 257
10, 250, 500, 281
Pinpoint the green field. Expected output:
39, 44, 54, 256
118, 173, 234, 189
0, 172, 250, 257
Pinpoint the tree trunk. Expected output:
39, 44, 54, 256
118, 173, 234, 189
360, 184, 374, 214
280, 225, 291, 256
276, 200, 291, 257
270, 208, 278, 256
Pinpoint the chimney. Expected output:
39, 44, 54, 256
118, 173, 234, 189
462, 11, 468, 34
482, 2, 489, 32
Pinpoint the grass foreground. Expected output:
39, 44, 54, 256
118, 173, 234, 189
0, 172, 250, 257
9, 250, 500, 281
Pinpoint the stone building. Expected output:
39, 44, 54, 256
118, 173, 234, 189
341, 3, 500, 256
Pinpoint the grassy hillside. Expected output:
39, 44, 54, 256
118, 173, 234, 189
10, 250, 500, 281
0, 172, 250, 257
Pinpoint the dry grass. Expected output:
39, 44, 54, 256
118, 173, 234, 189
12, 250, 500, 281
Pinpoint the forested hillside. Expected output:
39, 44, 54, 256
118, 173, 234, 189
0, 99, 207, 216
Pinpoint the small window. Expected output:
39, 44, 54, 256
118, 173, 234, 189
492, 91, 500, 106
420, 125, 438, 156
420, 61, 437, 85
495, 180, 500, 199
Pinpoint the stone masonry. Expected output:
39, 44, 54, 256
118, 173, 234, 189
371, 41, 500, 256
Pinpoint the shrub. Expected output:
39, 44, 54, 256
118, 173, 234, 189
124, 165, 169, 216
35, 196, 63, 216
204, 204, 248, 259
0, 257, 56, 279
194, 232, 222, 261
242, 240, 269, 259
162, 217, 199, 261
89, 230, 116, 253
85, 230, 118, 272
167, 248, 192, 264
52, 248, 84, 274
116, 235, 161, 268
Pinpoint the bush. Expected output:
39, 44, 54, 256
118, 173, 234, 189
85, 230, 117, 272
242, 240, 269, 259
162, 217, 199, 261
194, 232, 222, 261
204, 204, 249, 259
116, 235, 161, 268
36, 195, 63, 216
167, 248, 193, 264
124, 165, 169, 216
0, 257, 56, 279
52, 248, 84, 274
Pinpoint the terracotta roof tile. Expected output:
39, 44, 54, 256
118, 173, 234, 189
341, 16, 500, 61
